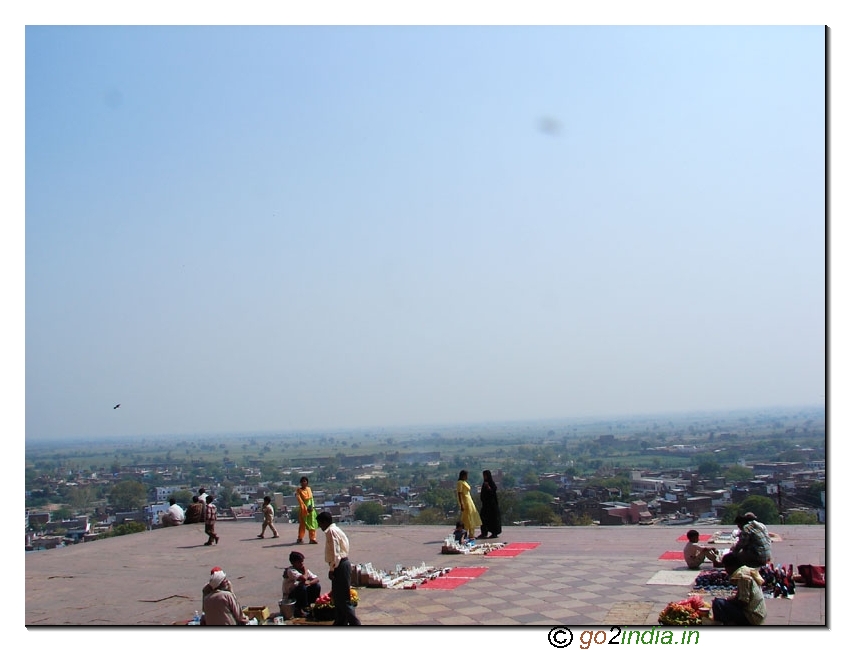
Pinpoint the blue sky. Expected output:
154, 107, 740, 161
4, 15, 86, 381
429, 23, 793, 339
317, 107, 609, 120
19, 23, 827, 442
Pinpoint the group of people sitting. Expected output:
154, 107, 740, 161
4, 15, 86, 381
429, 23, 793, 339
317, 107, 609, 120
196, 510, 361, 626
683, 512, 773, 626
159, 489, 210, 526
159, 489, 219, 545
196, 553, 322, 625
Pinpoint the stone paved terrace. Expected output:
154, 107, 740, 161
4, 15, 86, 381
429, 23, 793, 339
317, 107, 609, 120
25, 521, 826, 632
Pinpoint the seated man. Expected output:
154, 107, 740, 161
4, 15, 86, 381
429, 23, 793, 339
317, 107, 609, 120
729, 512, 771, 567
683, 529, 721, 569
161, 498, 185, 526
202, 567, 249, 625
282, 551, 321, 617
183, 496, 204, 524
711, 553, 766, 625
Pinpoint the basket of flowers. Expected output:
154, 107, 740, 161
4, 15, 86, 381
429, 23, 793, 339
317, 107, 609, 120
310, 589, 359, 621
658, 595, 706, 626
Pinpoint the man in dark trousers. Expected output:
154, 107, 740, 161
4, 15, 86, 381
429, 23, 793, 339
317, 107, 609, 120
316, 511, 361, 625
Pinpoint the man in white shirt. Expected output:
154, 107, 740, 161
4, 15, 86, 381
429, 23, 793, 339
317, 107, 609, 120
317, 511, 361, 625
161, 498, 185, 526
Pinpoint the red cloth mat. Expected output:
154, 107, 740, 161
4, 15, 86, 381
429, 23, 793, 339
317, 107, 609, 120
446, 567, 488, 578
487, 542, 541, 557
417, 577, 471, 590
416, 566, 488, 589
505, 542, 541, 550
659, 550, 685, 560
486, 548, 525, 557
676, 534, 711, 542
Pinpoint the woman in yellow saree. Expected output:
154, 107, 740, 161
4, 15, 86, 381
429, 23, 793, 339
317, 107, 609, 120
456, 470, 482, 540
296, 476, 318, 544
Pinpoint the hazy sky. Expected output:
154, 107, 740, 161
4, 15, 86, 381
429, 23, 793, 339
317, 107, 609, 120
20, 21, 827, 442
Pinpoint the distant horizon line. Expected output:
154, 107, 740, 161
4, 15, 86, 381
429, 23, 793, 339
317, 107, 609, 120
24, 402, 826, 448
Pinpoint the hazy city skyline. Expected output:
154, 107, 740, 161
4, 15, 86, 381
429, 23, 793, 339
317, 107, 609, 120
23, 25, 825, 442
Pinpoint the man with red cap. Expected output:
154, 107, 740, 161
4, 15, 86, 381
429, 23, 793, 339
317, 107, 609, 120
201, 566, 249, 625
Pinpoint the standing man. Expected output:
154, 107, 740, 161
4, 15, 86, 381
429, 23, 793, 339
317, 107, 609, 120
316, 511, 361, 625
204, 493, 219, 545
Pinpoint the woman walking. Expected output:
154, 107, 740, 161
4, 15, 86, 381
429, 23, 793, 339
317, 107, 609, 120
296, 476, 318, 544
478, 469, 502, 539
456, 470, 482, 540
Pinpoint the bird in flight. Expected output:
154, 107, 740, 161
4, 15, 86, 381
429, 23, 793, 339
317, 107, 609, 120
113, 404, 121, 409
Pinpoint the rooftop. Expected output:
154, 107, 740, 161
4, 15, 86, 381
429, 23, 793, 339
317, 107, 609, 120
26, 521, 825, 631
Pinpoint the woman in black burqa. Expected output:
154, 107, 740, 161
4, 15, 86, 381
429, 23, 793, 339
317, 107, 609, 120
478, 469, 502, 539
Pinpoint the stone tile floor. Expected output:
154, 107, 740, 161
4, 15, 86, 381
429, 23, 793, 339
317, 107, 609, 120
25, 522, 826, 635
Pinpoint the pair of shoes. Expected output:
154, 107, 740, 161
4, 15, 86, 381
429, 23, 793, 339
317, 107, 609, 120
215, 536, 220, 544
488, 534, 499, 539
309, 540, 318, 544
272, 535, 280, 539
204, 541, 212, 546
257, 534, 265, 539
296, 539, 304, 544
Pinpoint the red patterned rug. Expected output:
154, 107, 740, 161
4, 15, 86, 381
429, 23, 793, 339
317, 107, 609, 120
676, 534, 711, 542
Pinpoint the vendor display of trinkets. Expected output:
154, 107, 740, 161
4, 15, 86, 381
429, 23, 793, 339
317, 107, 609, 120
708, 530, 738, 545
690, 568, 735, 598
354, 561, 453, 589
441, 536, 506, 555
689, 563, 797, 600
